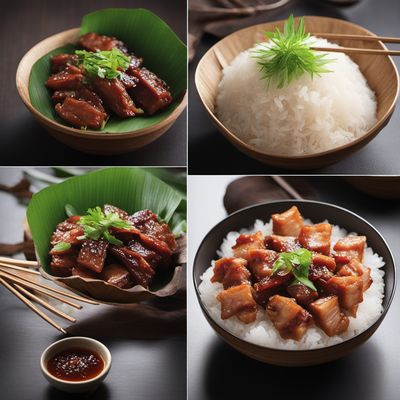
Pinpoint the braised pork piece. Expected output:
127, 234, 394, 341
211, 206, 372, 341
49, 205, 176, 289
45, 32, 172, 129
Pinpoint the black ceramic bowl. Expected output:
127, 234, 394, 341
193, 200, 396, 366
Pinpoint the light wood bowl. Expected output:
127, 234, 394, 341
195, 16, 399, 170
16, 28, 187, 155
193, 200, 396, 366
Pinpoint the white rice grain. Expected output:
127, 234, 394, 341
216, 37, 377, 156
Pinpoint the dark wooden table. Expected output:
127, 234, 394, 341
188, 175, 400, 400
0, 168, 186, 400
0, 0, 187, 166
188, 0, 400, 174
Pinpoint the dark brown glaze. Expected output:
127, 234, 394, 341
49, 206, 176, 289
287, 283, 319, 306
77, 239, 109, 273
55, 97, 107, 130
46, 70, 84, 91
91, 77, 142, 118
127, 239, 164, 269
128, 68, 172, 115
129, 209, 177, 252
109, 246, 155, 288
47, 348, 104, 382
78, 32, 128, 53
245, 248, 277, 281
101, 264, 132, 288
50, 54, 79, 73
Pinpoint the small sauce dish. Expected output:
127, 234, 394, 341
40, 337, 111, 393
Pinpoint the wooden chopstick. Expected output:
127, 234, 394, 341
310, 46, 400, 56
0, 257, 38, 268
0, 271, 82, 309
0, 262, 40, 275
311, 33, 400, 44
0, 269, 99, 305
0, 277, 67, 334
12, 282, 76, 323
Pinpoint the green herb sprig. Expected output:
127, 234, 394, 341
51, 241, 71, 253
75, 48, 130, 80
272, 248, 316, 291
77, 206, 133, 246
252, 15, 332, 88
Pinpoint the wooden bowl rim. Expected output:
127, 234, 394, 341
16, 27, 187, 140
195, 16, 400, 161
192, 199, 397, 353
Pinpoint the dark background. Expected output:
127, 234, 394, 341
0, 0, 187, 166
188, 176, 400, 400
188, 0, 400, 174
0, 168, 186, 400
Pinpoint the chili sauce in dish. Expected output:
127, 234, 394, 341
47, 347, 104, 381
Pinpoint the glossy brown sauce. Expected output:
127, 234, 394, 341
47, 347, 104, 381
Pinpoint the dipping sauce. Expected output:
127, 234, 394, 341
47, 347, 104, 382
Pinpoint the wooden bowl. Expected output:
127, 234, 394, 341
193, 200, 396, 366
195, 16, 399, 170
16, 28, 187, 155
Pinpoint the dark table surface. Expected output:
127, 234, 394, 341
188, 175, 400, 400
0, 0, 187, 166
188, 0, 400, 174
0, 168, 186, 400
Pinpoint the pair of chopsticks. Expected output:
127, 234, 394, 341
0, 257, 99, 334
310, 32, 400, 56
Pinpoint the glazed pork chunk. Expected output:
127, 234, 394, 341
272, 206, 304, 237
78, 32, 128, 53
266, 295, 312, 340
77, 239, 109, 273
101, 264, 132, 289
245, 249, 278, 281
334, 235, 366, 265
326, 275, 363, 315
55, 97, 108, 130
217, 283, 258, 324
337, 259, 372, 291
109, 245, 155, 288
265, 235, 301, 253
308, 296, 349, 336
232, 231, 265, 258
253, 273, 292, 306
287, 283, 319, 306
211, 257, 250, 289
50, 53, 79, 73
298, 223, 332, 255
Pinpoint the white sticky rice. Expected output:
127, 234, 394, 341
199, 218, 385, 350
216, 37, 377, 156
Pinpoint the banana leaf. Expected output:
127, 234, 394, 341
29, 8, 187, 133
26, 167, 186, 303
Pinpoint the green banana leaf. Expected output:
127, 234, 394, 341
29, 8, 187, 134
26, 168, 186, 303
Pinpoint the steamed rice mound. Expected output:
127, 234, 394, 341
199, 218, 385, 350
216, 37, 377, 156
